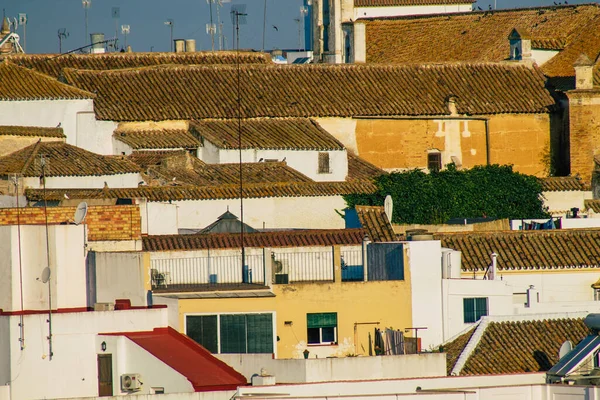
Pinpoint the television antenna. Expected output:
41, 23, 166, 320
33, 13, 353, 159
299, 6, 308, 50
82, 0, 91, 49
164, 19, 174, 51
18, 13, 26, 52
121, 24, 130, 49
57, 28, 69, 54
218, 0, 230, 50
111, 7, 120, 51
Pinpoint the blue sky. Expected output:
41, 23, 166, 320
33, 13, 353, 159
1, 0, 595, 54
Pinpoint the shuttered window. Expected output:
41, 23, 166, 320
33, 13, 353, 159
428, 152, 442, 172
307, 312, 337, 345
318, 152, 330, 174
186, 313, 273, 354
463, 298, 488, 323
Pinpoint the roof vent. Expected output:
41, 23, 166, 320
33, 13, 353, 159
90, 33, 105, 54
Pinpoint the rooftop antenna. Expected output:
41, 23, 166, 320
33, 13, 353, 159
57, 29, 69, 54
18, 13, 26, 53
121, 24, 130, 50
164, 19, 174, 51
294, 18, 301, 50
40, 155, 53, 361
262, 0, 267, 51
207, 0, 216, 51
111, 7, 120, 51
82, 0, 91, 50
217, 0, 230, 51
231, 3, 247, 280
299, 6, 308, 50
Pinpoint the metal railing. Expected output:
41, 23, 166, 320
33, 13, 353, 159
272, 249, 334, 283
341, 249, 364, 282
150, 253, 265, 289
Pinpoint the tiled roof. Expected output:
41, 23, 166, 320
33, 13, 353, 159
443, 328, 476, 375
356, 205, 397, 242
0, 141, 140, 177
25, 180, 377, 202
361, 4, 600, 78
539, 176, 588, 191
0, 125, 65, 138
355, 0, 469, 5
585, 200, 600, 213
438, 229, 600, 271
2, 51, 270, 78
143, 228, 366, 251
62, 63, 554, 121
128, 150, 188, 168
191, 118, 345, 150
0, 61, 94, 100
105, 327, 247, 391
347, 152, 387, 181
114, 128, 201, 150
446, 317, 589, 375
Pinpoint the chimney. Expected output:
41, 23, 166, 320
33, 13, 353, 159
526, 285, 539, 308
90, 33, 105, 54
508, 28, 531, 61
574, 53, 594, 90
445, 95, 458, 116
174, 39, 185, 53
487, 253, 497, 280
185, 39, 196, 52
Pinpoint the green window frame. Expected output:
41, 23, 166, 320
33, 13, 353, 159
463, 298, 488, 324
186, 313, 274, 354
307, 312, 337, 345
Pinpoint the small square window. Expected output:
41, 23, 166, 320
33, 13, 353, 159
463, 297, 488, 323
318, 152, 331, 174
428, 152, 442, 172
307, 312, 337, 345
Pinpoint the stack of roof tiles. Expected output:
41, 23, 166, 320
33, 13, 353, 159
361, 4, 600, 78
114, 128, 201, 150
539, 176, 588, 191
61, 63, 554, 121
0, 125, 65, 138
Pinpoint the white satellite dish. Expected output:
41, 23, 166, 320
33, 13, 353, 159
73, 202, 88, 225
41, 267, 51, 283
559, 340, 573, 360
384, 195, 393, 223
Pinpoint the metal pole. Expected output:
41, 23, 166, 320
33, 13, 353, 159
209, 0, 215, 51
170, 24, 173, 51
42, 157, 53, 361
236, 12, 245, 278
262, 0, 267, 51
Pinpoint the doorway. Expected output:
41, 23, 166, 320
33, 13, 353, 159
97, 354, 113, 396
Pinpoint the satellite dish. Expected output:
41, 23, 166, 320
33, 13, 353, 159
559, 340, 573, 360
384, 195, 393, 223
73, 202, 88, 225
41, 267, 51, 283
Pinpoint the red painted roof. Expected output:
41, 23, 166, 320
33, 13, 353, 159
106, 327, 247, 392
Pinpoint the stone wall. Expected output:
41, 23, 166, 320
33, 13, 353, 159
567, 90, 600, 184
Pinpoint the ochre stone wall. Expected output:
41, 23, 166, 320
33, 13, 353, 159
0, 205, 141, 241
0, 136, 64, 157
567, 91, 600, 183
353, 113, 551, 177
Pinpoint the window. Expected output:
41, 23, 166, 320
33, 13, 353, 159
428, 152, 442, 172
318, 152, 331, 174
307, 312, 337, 345
322, 0, 330, 52
463, 298, 488, 323
186, 313, 274, 354
594, 289, 600, 301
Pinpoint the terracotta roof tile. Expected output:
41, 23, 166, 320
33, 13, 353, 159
191, 118, 345, 150
25, 180, 377, 202
539, 176, 588, 191
356, 205, 397, 242
456, 318, 589, 375
355, 0, 468, 5
0, 125, 65, 138
0, 141, 140, 177
0, 61, 94, 100
128, 150, 188, 169
62, 63, 554, 121
2, 51, 270, 78
143, 228, 366, 251
585, 199, 600, 213
114, 128, 200, 150
347, 152, 387, 181
437, 229, 600, 271
444, 327, 476, 374
361, 4, 600, 78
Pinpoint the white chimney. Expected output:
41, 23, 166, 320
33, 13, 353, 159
574, 53, 594, 90
185, 39, 196, 52
488, 253, 497, 280
526, 285, 539, 308
90, 33, 105, 54
446, 95, 458, 116
508, 28, 531, 61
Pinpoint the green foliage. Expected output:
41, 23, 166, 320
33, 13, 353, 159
344, 165, 549, 224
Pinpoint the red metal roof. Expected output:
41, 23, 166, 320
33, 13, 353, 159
106, 327, 247, 392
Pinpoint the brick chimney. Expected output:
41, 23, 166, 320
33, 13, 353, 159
574, 53, 594, 90
508, 28, 531, 61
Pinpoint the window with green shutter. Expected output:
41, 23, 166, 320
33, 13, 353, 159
307, 312, 337, 345
186, 315, 218, 353
463, 298, 488, 323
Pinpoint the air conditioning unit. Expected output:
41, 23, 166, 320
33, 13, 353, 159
94, 302, 115, 311
121, 373, 142, 392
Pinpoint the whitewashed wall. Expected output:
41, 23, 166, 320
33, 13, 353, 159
442, 278, 513, 342
94, 252, 147, 307
541, 190, 592, 215
314, 118, 358, 154
167, 195, 346, 231
140, 200, 179, 235
0, 224, 85, 312
22, 173, 141, 190
113, 137, 133, 155
76, 112, 119, 155
1, 308, 168, 400
405, 240, 444, 348
0, 99, 93, 147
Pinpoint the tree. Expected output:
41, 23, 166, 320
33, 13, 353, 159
344, 164, 549, 224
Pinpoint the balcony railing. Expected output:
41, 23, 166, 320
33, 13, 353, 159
272, 249, 334, 284
151, 253, 265, 290
341, 249, 364, 282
